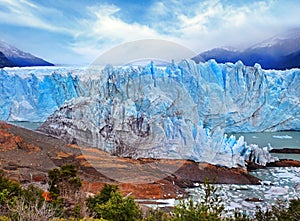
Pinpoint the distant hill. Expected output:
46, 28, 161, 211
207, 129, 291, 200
0, 40, 54, 67
194, 28, 300, 70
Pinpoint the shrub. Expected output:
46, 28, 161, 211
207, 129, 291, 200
95, 191, 142, 221
287, 198, 300, 220
253, 198, 300, 221
0, 170, 22, 216
0, 216, 9, 221
48, 164, 82, 200
143, 208, 170, 221
86, 184, 119, 217
86, 184, 142, 221
170, 178, 224, 221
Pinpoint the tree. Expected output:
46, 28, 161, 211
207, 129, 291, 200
0, 170, 22, 216
47, 164, 83, 218
86, 184, 119, 217
48, 164, 82, 199
86, 184, 142, 220
95, 191, 142, 221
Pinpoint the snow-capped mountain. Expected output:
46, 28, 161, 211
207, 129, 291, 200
249, 28, 300, 51
0, 40, 54, 67
193, 48, 240, 64
0, 51, 14, 68
195, 28, 300, 70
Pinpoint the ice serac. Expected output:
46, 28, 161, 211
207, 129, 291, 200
2, 60, 299, 132
0, 68, 84, 121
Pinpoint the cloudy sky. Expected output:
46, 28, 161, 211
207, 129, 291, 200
0, 0, 299, 65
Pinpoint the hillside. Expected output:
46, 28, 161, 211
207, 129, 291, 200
0, 40, 54, 67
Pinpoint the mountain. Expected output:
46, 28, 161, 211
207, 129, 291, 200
0, 40, 54, 67
0, 51, 15, 68
193, 48, 241, 64
195, 28, 300, 70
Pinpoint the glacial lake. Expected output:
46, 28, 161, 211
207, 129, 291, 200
229, 131, 300, 161
188, 167, 300, 215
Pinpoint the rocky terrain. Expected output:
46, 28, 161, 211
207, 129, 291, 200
0, 121, 274, 200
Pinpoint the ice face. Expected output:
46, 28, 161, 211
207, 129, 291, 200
2, 60, 299, 132
0, 68, 84, 121
1, 59, 299, 167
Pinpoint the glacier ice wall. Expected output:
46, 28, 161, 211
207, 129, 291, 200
1, 59, 299, 167
0, 68, 84, 121
39, 90, 276, 168
2, 59, 299, 132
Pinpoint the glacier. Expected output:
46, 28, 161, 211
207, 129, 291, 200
1, 59, 300, 167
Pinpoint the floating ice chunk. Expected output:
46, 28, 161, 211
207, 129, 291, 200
265, 186, 289, 196
272, 135, 293, 139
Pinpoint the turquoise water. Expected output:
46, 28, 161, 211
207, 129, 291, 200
229, 131, 300, 161
229, 131, 300, 149
8, 121, 43, 130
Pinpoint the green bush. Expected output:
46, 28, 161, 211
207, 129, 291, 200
170, 178, 224, 221
86, 184, 142, 221
48, 164, 82, 199
143, 208, 170, 221
0, 170, 22, 198
253, 198, 300, 221
0, 216, 9, 221
95, 191, 142, 221
0, 170, 22, 216
287, 198, 300, 220
86, 184, 119, 217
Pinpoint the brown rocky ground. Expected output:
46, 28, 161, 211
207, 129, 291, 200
270, 148, 300, 154
0, 121, 281, 200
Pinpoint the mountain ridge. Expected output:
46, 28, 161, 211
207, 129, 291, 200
194, 28, 300, 70
0, 40, 54, 67
0, 51, 15, 68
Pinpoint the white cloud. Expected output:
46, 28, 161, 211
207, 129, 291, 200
158, 0, 282, 50
0, 0, 74, 34
87, 4, 164, 41
69, 0, 300, 62
76, 0, 281, 54
71, 4, 172, 62
2, 0, 300, 64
